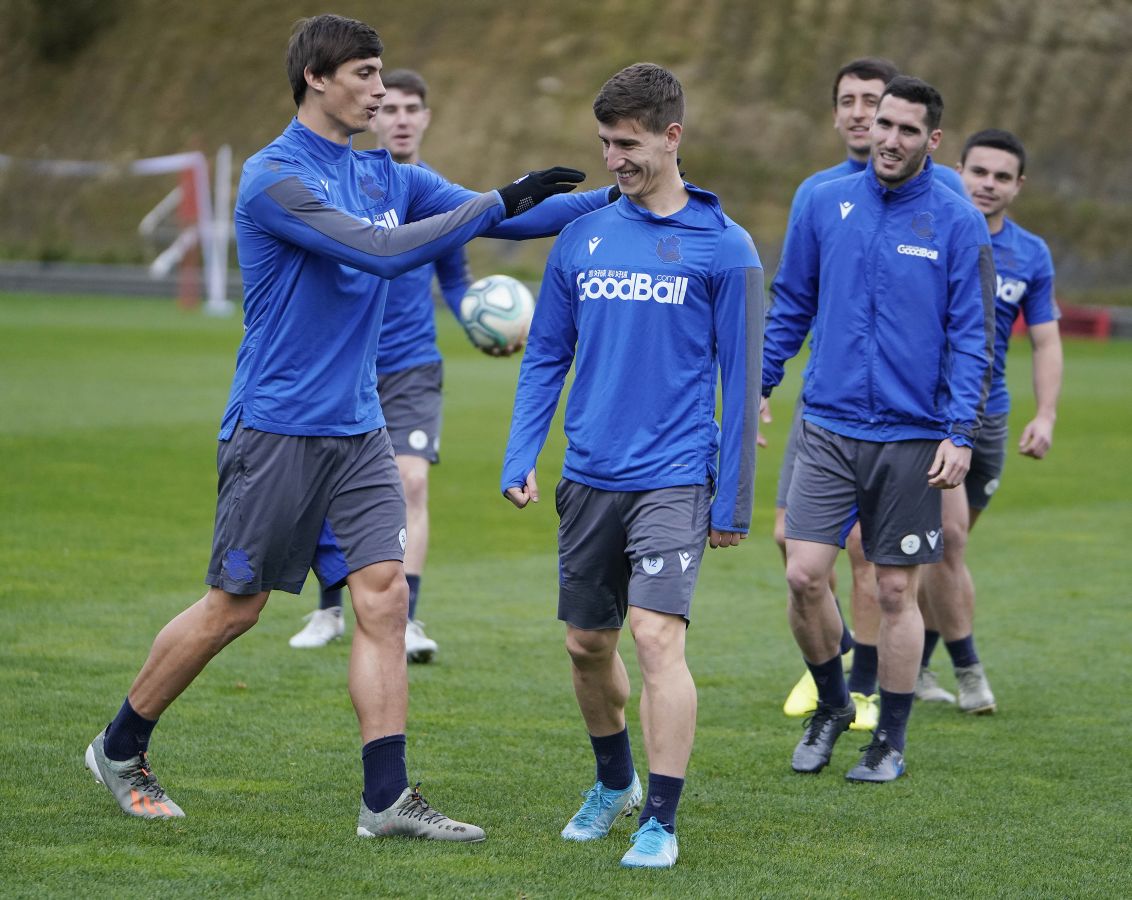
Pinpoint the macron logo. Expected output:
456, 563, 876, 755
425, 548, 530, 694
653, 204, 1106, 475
588, 236, 602, 255
839, 201, 854, 220
926, 530, 940, 550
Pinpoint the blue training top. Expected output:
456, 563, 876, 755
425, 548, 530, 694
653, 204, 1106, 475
764, 157, 995, 446
986, 218, 1059, 416
228, 118, 607, 438
502, 185, 764, 533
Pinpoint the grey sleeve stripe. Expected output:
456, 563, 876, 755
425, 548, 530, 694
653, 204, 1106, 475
264, 177, 501, 257
737, 266, 766, 519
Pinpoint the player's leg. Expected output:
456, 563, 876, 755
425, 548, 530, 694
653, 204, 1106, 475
379, 362, 443, 662
780, 398, 852, 717
845, 524, 880, 730
845, 437, 940, 783
398, 453, 438, 661
556, 479, 642, 843
619, 482, 708, 869
782, 423, 859, 773
89, 427, 330, 817
326, 429, 482, 840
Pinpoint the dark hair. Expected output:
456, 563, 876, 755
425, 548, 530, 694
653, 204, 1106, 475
382, 68, 429, 106
961, 128, 1027, 176
286, 14, 383, 107
593, 63, 684, 134
831, 57, 899, 107
880, 75, 944, 130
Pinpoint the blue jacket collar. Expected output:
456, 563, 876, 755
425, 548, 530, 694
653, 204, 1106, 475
615, 182, 726, 229
285, 117, 354, 164
865, 154, 936, 201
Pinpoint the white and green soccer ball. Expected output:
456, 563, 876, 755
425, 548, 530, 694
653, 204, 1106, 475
459, 274, 535, 353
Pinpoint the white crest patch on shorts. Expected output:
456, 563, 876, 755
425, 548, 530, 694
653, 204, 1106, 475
432, 436, 441, 453
984, 478, 1000, 496
901, 534, 922, 555
408, 429, 429, 451
642, 555, 664, 575
398, 527, 407, 551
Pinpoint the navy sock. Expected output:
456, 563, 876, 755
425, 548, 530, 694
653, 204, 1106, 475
806, 653, 850, 708
319, 586, 343, 611
846, 642, 878, 695
877, 689, 915, 752
833, 596, 854, 655
589, 728, 634, 791
103, 697, 157, 761
362, 734, 409, 813
640, 773, 683, 834
945, 635, 980, 668
922, 630, 942, 668
406, 574, 421, 621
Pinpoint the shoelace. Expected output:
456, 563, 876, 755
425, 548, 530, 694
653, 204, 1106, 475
856, 738, 892, 769
123, 752, 170, 800
396, 783, 450, 825
630, 820, 669, 852
800, 707, 839, 745
571, 784, 619, 825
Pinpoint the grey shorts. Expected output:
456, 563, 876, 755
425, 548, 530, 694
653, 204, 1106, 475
377, 361, 443, 463
206, 426, 406, 595
775, 392, 806, 509
555, 479, 711, 629
785, 421, 943, 566
965, 413, 1009, 510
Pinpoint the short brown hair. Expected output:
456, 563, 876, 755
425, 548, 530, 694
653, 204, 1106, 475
593, 63, 684, 134
286, 14, 383, 108
382, 68, 429, 106
831, 57, 899, 107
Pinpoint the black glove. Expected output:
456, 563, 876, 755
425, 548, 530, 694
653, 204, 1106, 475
498, 167, 585, 217
606, 158, 685, 203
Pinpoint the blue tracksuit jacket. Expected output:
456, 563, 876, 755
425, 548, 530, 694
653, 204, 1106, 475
763, 157, 995, 445
502, 186, 764, 533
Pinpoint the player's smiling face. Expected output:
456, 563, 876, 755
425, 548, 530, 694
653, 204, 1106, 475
959, 146, 1024, 222
870, 94, 941, 189
833, 74, 887, 161
598, 117, 681, 207
308, 56, 385, 143
371, 87, 431, 164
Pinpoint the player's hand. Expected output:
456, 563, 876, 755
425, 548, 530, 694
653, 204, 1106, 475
504, 469, 540, 509
757, 396, 772, 448
928, 439, 972, 489
497, 167, 585, 218
1018, 415, 1054, 459
709, 529, 746, 549
479, 339, 522, 358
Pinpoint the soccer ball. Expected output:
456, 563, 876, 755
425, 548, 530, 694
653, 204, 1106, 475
458, 275, 535, 353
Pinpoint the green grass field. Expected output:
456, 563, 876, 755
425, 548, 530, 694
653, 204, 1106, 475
1, 293, 1130, 898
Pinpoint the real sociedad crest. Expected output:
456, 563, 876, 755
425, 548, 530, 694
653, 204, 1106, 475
656, 235, 682, 263
911, 212, 935, 240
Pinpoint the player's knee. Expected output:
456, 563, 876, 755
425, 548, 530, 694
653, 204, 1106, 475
205, 588, 266, 642
875, 573, 916, 616
941, 519, 969, 563
350, 567, 409, 629
784, 561, 826, 604
565, 628, 616, 668
400, 466, 429, 506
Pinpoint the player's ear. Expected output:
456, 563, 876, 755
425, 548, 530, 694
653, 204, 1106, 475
304, 66, 327, 95
420, 107, 432, 130
664, 122, 682, 151
927, 128, 942, 153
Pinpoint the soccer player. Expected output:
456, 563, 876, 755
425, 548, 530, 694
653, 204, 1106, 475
763, 76, 993, 782
775, 58, 969, 730
502, 63, 763, 868
915, 129, 1062, 712
289, 68, 472, 661
83, 13, 607, 837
